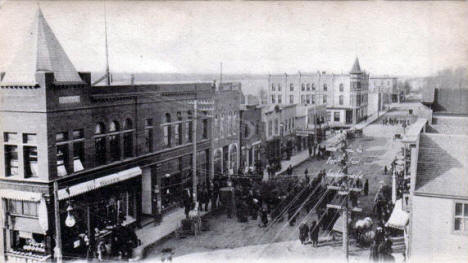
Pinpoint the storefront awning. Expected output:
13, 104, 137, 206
58, 167, 142, 200
386, 199, 409, 230
0, 189, 42, 202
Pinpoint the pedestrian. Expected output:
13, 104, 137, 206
259, 207, 268, 227
384, 165, 388, 175
369, 240, 379, 262
299, 223, 309, 245
304, 168, 308, 178
364, 179, 369, 196
309, 221, 319, 247
287, 165, 293, 176
182, 189, 192, 219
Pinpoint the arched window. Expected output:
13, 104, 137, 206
175, 112, 182, 145
339, 83, 344, 92
306, 83, 310, 91
108, 120, 120, 162
109, 120, 120, 132
163, 113, 172, 148
123, 118, 134, 158
95, 123, 106, 165
95, 122, 106, 134
186, 111, 193, 142
124, 118, 133, 130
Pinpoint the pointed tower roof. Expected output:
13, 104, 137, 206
350, 57, 362, 74
1, 8, 82, 85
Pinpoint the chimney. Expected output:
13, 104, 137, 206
130, 74, 135, 85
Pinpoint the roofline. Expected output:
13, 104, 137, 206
414, 191, 468, 201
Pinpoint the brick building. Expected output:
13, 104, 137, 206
0, 9, 216, 262
212, 83, 241, 178
267, 58, 369, 127
239, 104, 263, 174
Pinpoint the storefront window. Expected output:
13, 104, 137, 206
11, 231, 46, 254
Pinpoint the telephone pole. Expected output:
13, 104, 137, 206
192, 98, 198, 204
327, 183, 362, 262
53, 181, 63, 263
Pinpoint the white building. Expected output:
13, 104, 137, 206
267, 58, 369, 127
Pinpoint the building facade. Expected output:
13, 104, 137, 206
239, 104, 263, 174
368, 76, 398, 115
267, 58, 369, 127
0, 10, 217, 262
212, 83, 241, 178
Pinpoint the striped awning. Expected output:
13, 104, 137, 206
0, 189, 43, 202
386, 199, 409, 230
58, 167, 142, 200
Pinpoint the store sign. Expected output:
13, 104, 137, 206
58, 167, 142, 200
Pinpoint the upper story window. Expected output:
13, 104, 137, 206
4, 132, 38, 178
4, 132, 18, 143
454, 202, 468, 233
23, 133, 37, 144
108, 121, 121, 162
339, 95, 344, 105
323, 84, 327, 91
323, 95, 327, 104
145, 118, 154, 153
290, 83, 294, 91
290, 95, 294, 104
187, 111, 193, 142
301, 84, 305, 91
271, 95, 276, 104
267, 120, 272, 137
278, 84, 282, 91
202, 119, 208, 139
277, 95, 282, 104
339, 83, 344, 92
123, 118, 134, 158
301, 95, 305, 104
163, 113, 172, 148
4, 145, 18, 177
7, 200, 38, 217
311, 95, 315, 104
274, 119, 279, 135
220, 113, 225, 138
271, 84, 275, 91
174, 112, 182, 146
312, 83, 316, 91
95, 123, 106, 166
306, 84, 310, 91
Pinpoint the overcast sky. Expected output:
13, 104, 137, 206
0, 1, 467, 77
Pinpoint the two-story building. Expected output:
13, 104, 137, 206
212, 83, 241, 178
239, 104, 263, 174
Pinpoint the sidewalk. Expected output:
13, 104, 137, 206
262, 149, 311, 179
131, 207, 210, 261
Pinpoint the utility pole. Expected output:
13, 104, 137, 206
327, 183, 362, 262
53, 181, 63, 263
192, 97, 198, 204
